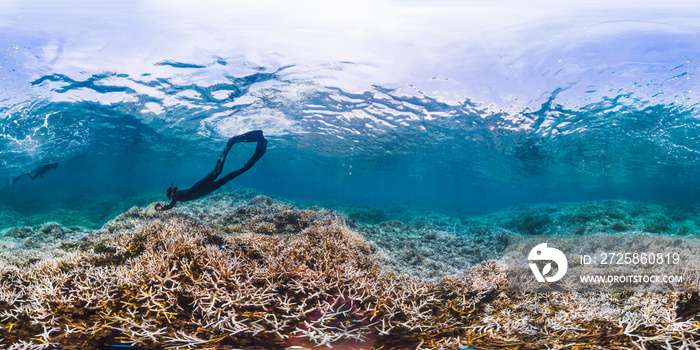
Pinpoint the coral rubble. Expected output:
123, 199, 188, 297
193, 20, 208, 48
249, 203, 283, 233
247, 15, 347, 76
0, 191, 698, 349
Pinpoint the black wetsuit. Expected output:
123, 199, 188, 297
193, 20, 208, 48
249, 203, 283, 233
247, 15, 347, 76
157, 130, 267, 210
12, 162, 58, 184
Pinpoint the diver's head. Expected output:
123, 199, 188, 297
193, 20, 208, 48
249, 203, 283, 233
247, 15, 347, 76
166, 183, 178, 199
51, 163, 58, 169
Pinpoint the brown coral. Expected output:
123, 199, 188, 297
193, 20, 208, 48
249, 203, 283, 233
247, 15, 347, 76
0, 194, 698, 349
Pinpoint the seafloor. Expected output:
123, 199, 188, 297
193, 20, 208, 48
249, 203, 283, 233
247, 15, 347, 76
0, 188, 699, 349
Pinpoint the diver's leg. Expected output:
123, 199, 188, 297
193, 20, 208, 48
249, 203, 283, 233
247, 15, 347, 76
190, 171, 218, 190
212, 143, 232, 177
209, 167, 248, 192
208, 132, 267, 191
243, 137, 267, 170
11, 174, 26, 184
229, 130, 264, 143
214, 130, 267, 176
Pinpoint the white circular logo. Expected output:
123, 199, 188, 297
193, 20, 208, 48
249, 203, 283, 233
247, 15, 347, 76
528, 243, 568, 283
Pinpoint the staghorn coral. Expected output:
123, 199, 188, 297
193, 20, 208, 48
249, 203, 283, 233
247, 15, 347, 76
356, 220, 508, 279
0, 192, 698, 349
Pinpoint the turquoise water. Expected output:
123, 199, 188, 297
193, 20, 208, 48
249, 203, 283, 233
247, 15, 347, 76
2, 1, 700, 228
2, 3, 700, 349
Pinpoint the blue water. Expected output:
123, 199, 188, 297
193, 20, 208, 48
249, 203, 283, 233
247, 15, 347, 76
1, 1, 700, 227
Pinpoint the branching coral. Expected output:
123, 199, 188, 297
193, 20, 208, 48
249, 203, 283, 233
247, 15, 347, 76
0, 192, 698, 349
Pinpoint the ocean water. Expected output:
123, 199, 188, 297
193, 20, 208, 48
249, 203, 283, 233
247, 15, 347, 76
1, 2, 700, 348
1, 1, 699, 230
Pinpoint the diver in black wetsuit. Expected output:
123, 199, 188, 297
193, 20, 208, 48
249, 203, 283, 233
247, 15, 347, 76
155, 130, 267, 211
12, 162, 58, 184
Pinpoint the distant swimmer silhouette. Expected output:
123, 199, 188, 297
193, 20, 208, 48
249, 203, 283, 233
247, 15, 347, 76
155, 130, 267, 211
12, 162, 58, 184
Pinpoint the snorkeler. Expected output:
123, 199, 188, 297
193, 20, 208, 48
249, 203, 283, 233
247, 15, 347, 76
11, 162, 58, 184
155, 130, 267, 211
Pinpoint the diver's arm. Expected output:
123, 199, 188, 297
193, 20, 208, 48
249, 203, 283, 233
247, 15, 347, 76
155, 198, 177, 211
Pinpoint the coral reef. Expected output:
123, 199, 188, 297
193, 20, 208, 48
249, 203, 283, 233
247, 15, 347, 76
487, 200, 700, 236
0, 190, 698, 349
504, 233, 700, 293
356, 220, 508, 278
0, 193, 163, 231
